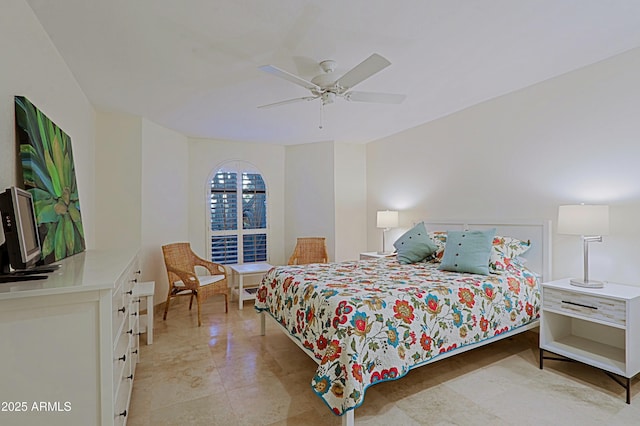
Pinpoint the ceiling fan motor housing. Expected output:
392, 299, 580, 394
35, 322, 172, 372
311, 72, 336, 88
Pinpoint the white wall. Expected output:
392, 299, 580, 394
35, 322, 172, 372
285, 142, 336, 261
141, 119, 189, 304
0, 0, 97, 249
96, 112, 190, 305
334, 143, 367, 261
367, 47, 640, 285
95, 112, 142, 249
188, 138, 286, 267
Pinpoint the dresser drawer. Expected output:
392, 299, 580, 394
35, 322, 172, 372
543, 287, 626, 326
112, 273, 126, 334
113, 330, 130, 395
128, 297, 140, 364
114, 351, 133, 426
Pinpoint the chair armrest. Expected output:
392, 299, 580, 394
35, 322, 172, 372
192, 254, 226, 277
166, 265, 200, 291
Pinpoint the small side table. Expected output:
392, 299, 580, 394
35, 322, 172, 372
229, 262, 273, 310
133, 281, 155, 345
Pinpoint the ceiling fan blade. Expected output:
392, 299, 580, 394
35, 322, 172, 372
259, 65, 320, 91
257, 96, 317, 109
334, 53, 391, 90
345, 91, 406, 104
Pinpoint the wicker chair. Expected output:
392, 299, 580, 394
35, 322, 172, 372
162, 242, 228, 326
288, 237, 329, 265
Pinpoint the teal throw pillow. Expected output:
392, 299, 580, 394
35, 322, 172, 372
438, 228, 496, 275
393, 222, 437, 264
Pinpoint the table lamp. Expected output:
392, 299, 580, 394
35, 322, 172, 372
377, 210, 398, 254
557, 204, 609, 288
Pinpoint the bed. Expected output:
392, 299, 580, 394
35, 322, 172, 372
255, 220, 551, 425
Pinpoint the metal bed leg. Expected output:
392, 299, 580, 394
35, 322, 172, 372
342, 410, 354, 426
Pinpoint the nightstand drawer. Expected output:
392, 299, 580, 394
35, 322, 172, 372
543, 287, 626, 326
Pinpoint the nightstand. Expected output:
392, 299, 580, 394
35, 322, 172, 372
539, 278, 640, 403
359, 252, 396, 260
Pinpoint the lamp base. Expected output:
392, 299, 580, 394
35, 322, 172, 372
569, 278, 604, 288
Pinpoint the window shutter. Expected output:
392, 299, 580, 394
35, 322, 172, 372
211, 172, 238, 231
210, 169, 267, 264
210, 235, 238, 264
243, 233, 267, 263
242, 173, 266, 230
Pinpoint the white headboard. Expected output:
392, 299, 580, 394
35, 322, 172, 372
422, 219, 552, 282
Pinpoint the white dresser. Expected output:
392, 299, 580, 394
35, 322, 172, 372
0, 249, 140, 425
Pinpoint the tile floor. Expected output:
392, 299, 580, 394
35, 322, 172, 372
128, 296, 640, 425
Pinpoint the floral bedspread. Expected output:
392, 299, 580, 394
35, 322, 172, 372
254, 258, 540, 416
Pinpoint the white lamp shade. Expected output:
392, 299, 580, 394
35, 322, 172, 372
558, 205, 609, 236
377, 210, 399, 229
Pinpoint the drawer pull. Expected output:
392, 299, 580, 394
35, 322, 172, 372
118, 354, 126, 362
118, 307, 126, 314
130, 278, 138, 283
126, 374, 133, 380
119, 410, 127, 417
127, 329, 133, 335
132, 349, 138, 355
131, 312, 138, 317
125, 290, 133, 295
562, 300, 597, 310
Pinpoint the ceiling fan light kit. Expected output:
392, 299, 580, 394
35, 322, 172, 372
258, 53, 406, 109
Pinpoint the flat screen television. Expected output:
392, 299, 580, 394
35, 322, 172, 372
0, 186, 42, 272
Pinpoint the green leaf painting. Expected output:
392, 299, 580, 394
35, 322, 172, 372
15, 96, 85, 263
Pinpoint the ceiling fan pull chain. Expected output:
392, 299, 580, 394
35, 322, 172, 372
319, 102, 324, 129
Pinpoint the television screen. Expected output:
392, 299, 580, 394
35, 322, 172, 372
0, 186, 42, 271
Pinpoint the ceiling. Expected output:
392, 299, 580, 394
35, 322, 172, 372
26, 0, 640, 145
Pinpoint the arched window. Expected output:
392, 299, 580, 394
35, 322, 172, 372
208, 162, 267, 264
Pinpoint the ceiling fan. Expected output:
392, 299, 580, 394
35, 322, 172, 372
258, 53, 406, 109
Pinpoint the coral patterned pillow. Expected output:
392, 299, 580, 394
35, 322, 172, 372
489, 236, 531, 274
428, 231, 447, 263
429, 232, 530, 274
